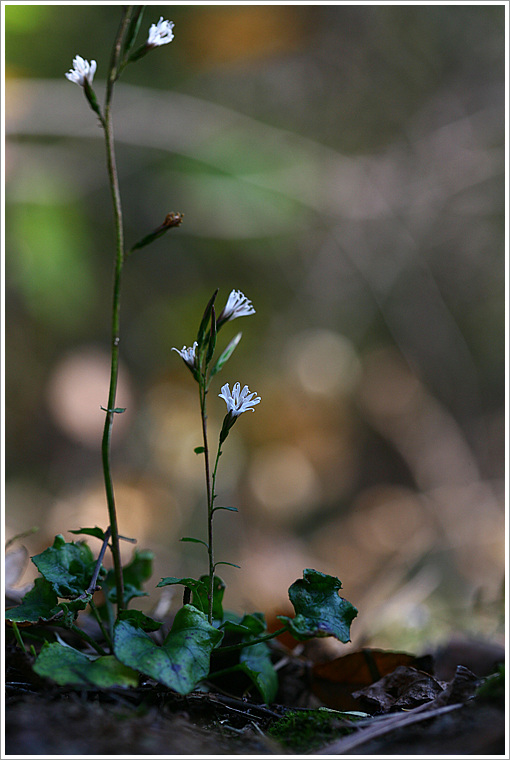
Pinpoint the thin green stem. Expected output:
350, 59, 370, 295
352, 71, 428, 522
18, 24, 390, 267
100, 7, 134, 615
199, 383, 215, 624
213, 627, 288, 655
68, 622, 108, 656
11, 622, 27, 654
89, 599, 113, 651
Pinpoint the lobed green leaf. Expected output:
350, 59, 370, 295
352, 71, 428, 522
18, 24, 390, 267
278, 569, 357, 643
113, 605, 223, 694
33, 642, 138, 688
31, 535, 97, 599
5, 577, 59, 624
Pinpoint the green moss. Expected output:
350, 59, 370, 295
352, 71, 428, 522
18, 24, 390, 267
476, 664, 505, 704
268, 707, 367, 753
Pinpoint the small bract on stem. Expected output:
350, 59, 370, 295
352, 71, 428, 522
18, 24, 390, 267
172, 289, 259, 624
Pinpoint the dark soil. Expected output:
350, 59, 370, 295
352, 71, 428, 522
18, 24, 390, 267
4, 637, 505, 756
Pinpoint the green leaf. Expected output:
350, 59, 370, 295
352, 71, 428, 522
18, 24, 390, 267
117, 609, 163, 632
194, 446, 205, 454
157, 576, 207, 592
104, 549, 153, 607
205, 304, 217, 365
57, 597, 90, 625
113, 605, 223, 695
180, 536, 209, 549
5, 577, 59, 624
216, 612, 277, 703
156, 576, 208, 612
214, 561, 241, 569
210, 332, 242, 377
238, 641, 278, 703
278, 569, 357, 643
221, 611, 266, 636
192, 575, 225, 621
122, 6, 145, 59
69, 527, 106, 541
33, 642, 138, 688
32, 535, 97, 598
196, 289, 219, 350
212, 505, 238, 513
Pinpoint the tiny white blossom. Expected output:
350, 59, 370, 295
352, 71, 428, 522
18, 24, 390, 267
219, 290, 255, 324
172, 341, 197, 368
219, 382, 261, 416
147, 17, 175, 47
65, 55, 97, 86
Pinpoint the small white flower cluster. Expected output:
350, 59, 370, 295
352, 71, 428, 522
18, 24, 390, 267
147, 17, 175, 47
65, 55, 97, 87
219, 290, 256, 323
218, 382, 261, 417
66, 17, 174, 87
172, 290, 260, 417
172, 341, 197, 368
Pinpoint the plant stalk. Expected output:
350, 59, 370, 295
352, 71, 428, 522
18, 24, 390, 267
212, 627, 287, 655
199, 384, 215, 624
100, 7, 135, 615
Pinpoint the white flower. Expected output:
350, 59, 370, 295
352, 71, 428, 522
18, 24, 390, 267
65, 55, 97, 86
172, 341, 197, 368
218, 290, 255, 324
219, 382, 261, 416
147, 17, 175, 47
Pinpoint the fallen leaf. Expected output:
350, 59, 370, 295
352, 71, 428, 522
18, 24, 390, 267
311, 648, 430, 711
353, 665, 444, 713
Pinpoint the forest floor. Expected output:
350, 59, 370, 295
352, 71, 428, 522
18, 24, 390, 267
5, 634, 505, 756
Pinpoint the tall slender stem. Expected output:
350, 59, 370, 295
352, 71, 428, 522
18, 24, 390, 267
199, 383, 215, 624
100, 7, 134, 615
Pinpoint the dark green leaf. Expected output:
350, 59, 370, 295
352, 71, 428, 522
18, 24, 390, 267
104, 549, 153, 607
205, 304, 217, 364
180, 536, 209, 549
118, 609, 163, 632
33, 642, 138, 688
192, 575, 225, 621
157, 576, 207, 592
32, 535, 96, 599
5, 577, 59, 624
210, 332, 242, 377
69, 527, 106, 541
278, 569, 357, 643
113, 605, 223, 694
212, 505, 238, 513
57, 597, 90, 625
214, 561, 241, 570
237, 641, 278, 703
215, 612, 277, 702
221, 611, 266, 636
122, 6, 145, 59
196, 289, 218, 350
194, 446, 205, 454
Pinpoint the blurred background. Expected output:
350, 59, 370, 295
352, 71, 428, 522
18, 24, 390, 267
5, 4, 506, 655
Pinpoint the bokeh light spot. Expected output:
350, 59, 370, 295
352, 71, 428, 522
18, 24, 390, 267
46, 347, 133, 447
285, 329, 361, 395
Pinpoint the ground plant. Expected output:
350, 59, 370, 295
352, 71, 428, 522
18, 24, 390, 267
5, 6, 358, 705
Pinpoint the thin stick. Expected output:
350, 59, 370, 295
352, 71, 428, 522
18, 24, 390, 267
316, 702, 463, 754
85, 527, 111, 595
